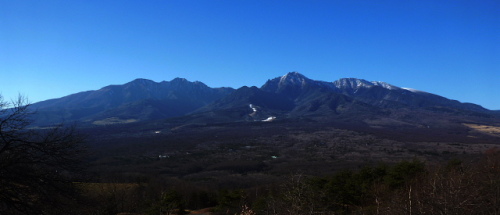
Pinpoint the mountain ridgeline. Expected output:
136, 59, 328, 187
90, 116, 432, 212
30, 78, 234, 125
30, 72, 495, 126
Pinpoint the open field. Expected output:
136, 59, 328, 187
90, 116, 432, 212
464, 123, 500, 137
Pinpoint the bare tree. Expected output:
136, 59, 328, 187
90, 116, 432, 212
0, 95, 85, 214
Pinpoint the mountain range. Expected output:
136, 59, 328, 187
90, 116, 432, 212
29, 72, 497, 127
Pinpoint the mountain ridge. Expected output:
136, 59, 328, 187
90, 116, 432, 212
30, 77, 235, 125
28, 72, 496, 126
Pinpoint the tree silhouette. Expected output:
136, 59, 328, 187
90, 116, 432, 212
0, 95, 85, 214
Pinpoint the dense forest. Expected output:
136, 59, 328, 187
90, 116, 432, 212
65, 150, 500, 215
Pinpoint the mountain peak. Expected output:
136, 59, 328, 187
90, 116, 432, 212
279, 72, 310, 86
123, 78, 157, 89
171, 77, 188, 82
261, 72, 311, 93
282, 71, 307, 78
128, 78, 156, 84
261, 72, 341, 97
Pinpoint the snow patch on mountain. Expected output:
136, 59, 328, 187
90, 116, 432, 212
371, 81, 399, 90
402, 87, 428, 94
249, 104, 257, 113
262, 116, 276, 122
333, 78, 431, 93
249, 104, 258, 117
249, 103, 276, 122
333, 78, 373, 89
271, 73, 434, 99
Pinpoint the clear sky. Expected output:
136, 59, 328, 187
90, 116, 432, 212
1, 0, 499, 109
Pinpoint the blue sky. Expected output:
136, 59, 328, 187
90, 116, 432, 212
1, 0, 499, 109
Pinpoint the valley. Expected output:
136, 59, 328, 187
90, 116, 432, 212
84, 117, 499, 182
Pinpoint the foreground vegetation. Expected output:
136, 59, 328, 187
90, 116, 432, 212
71, 150, 500, 215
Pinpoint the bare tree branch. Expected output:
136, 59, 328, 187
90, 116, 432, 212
0, 95, 85, 214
